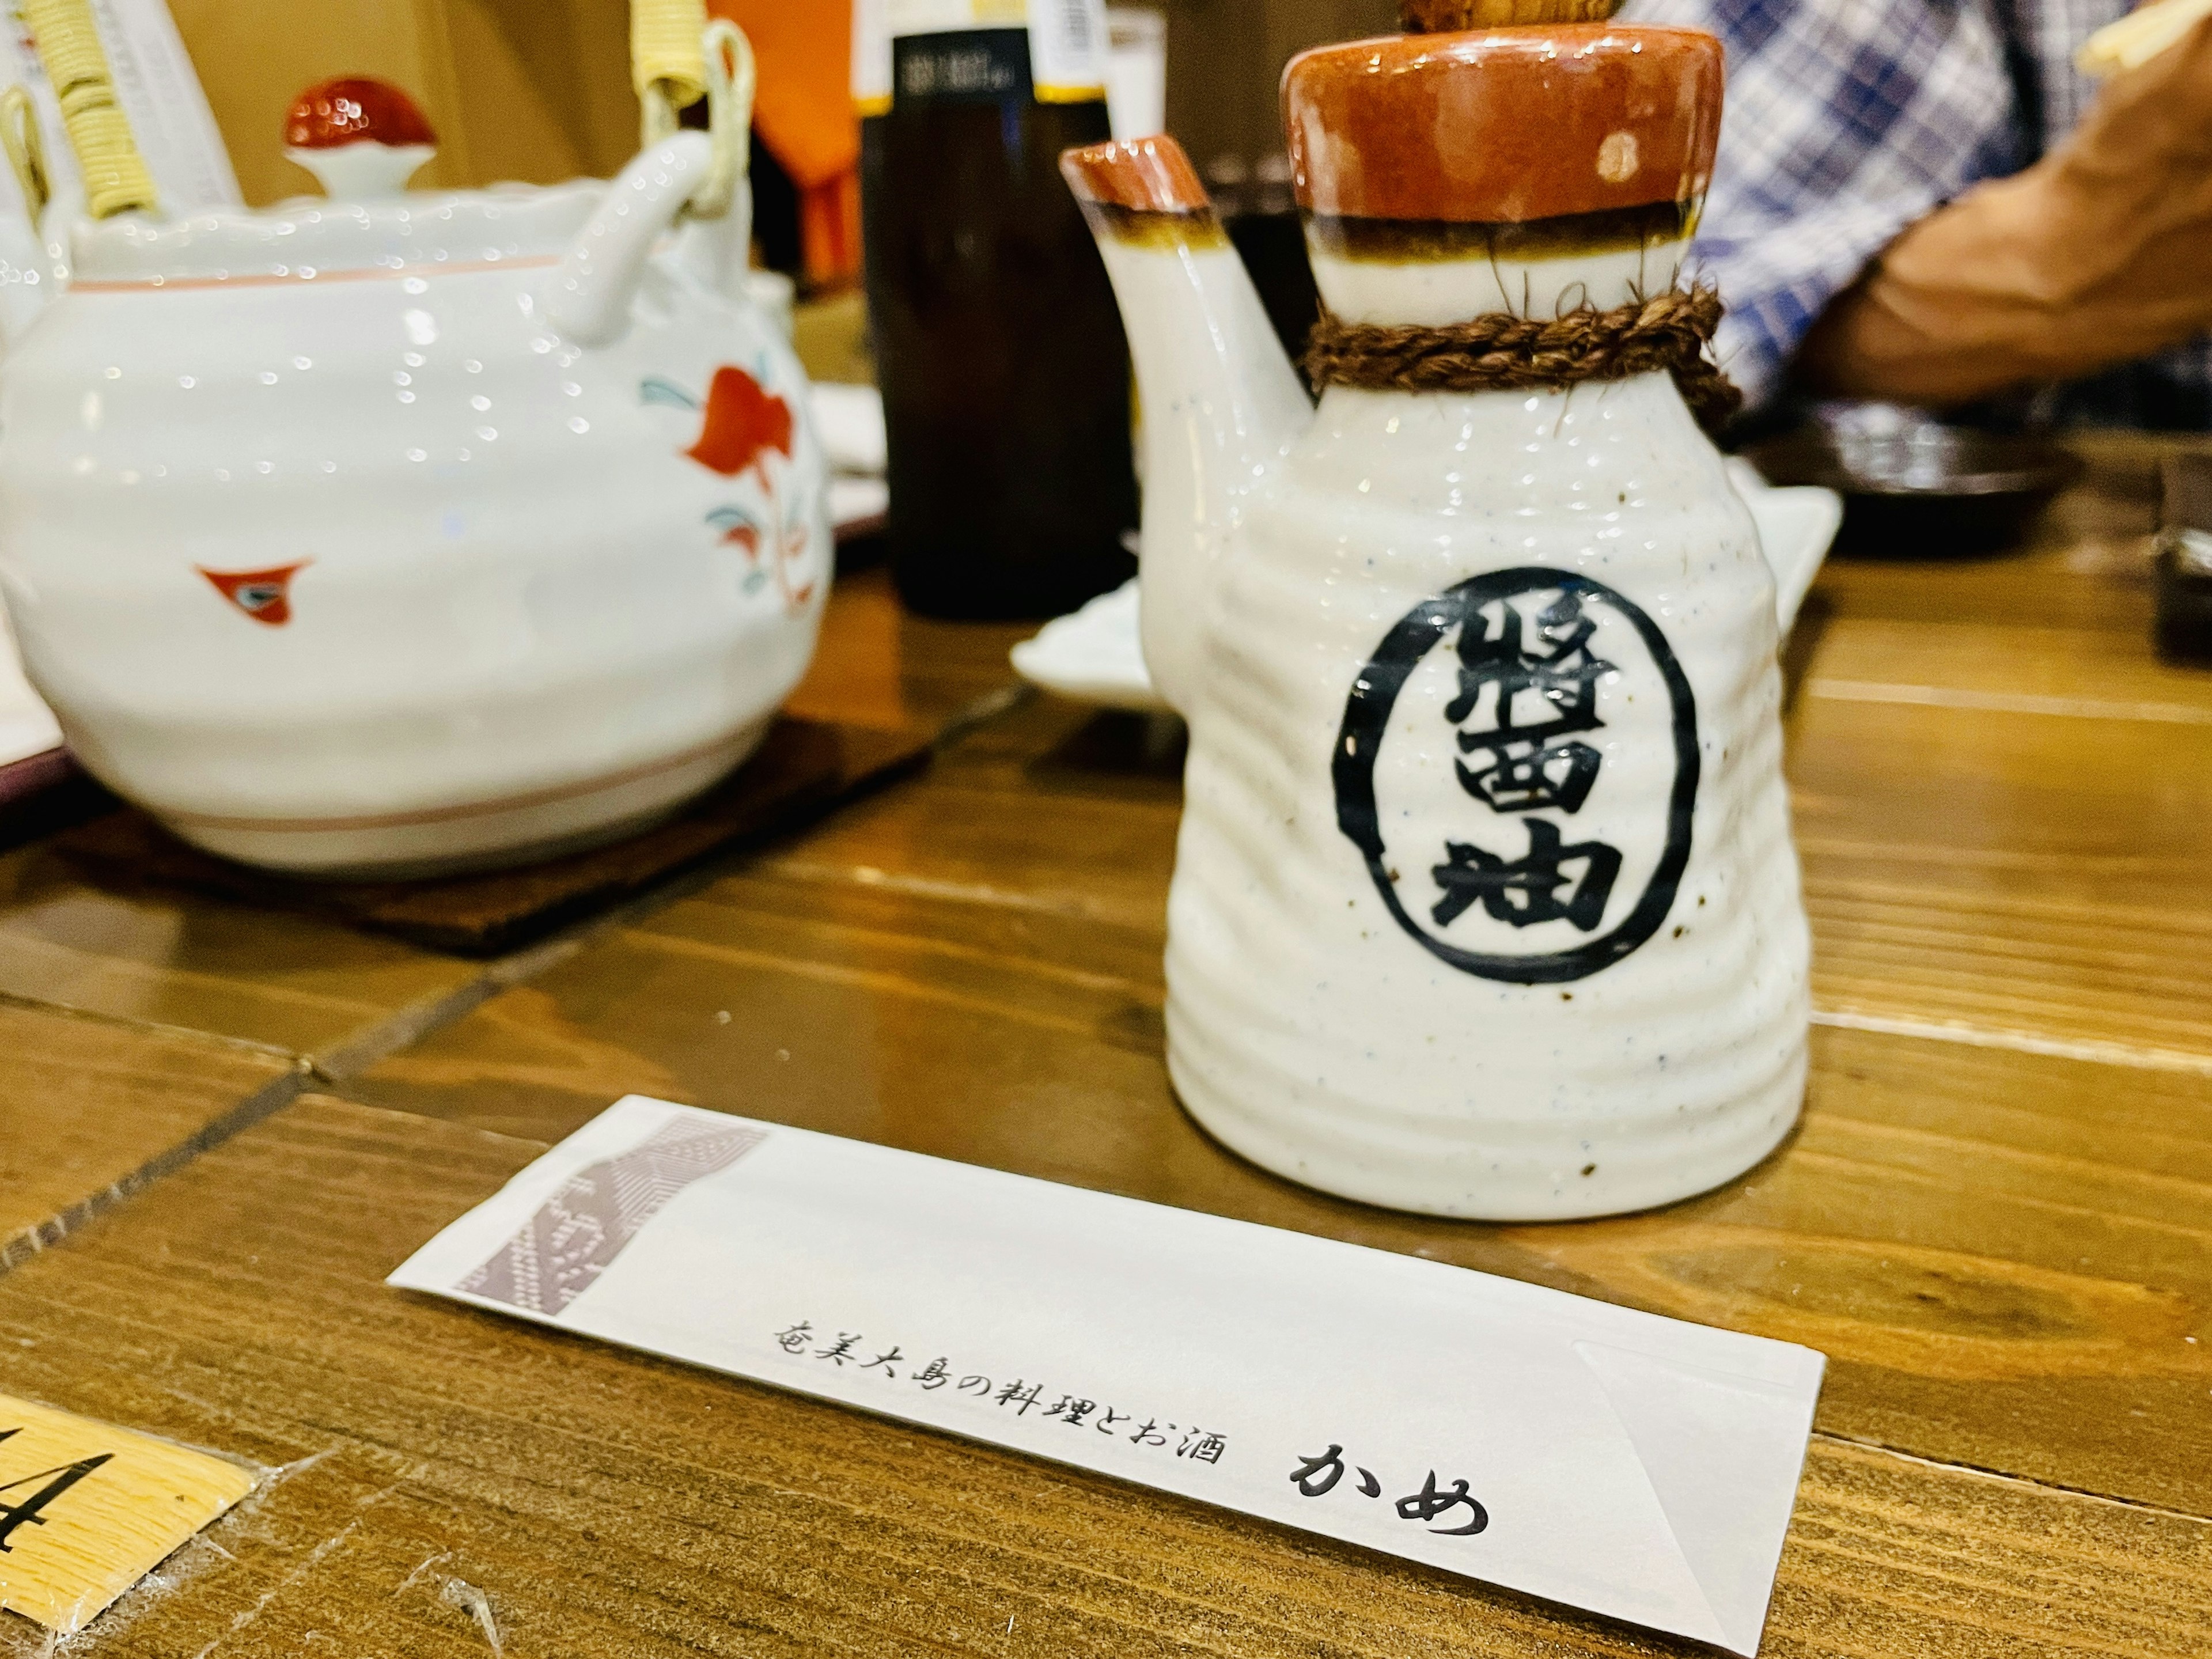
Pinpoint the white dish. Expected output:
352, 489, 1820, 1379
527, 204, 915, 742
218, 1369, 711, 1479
1728, 459, 1843, 638
828, 474, 889, 532
1009, 577, 1158, 710
0, 600, 62, 768
1012, 465, 1843, 713
811, 381, 888, 476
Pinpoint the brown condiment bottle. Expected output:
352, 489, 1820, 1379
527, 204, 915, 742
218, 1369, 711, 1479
855, 2, 1137, 620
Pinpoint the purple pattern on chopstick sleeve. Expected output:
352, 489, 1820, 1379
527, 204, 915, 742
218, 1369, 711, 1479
459, 1119, 766, 1315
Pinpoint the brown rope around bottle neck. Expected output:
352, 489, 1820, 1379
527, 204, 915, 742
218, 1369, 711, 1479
1302, 285, 1742, 436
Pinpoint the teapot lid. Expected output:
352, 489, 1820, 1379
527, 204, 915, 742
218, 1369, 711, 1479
70, 72, 597, 290
1282, 25, 1721, 234
67, 183, 600, 290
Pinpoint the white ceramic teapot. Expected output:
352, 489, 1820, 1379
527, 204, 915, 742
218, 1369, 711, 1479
0, 30, 828, 876
1063, 23, 1810, 1221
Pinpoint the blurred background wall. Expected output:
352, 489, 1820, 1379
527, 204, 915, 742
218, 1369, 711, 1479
1161, 0, 1394, 177
164, 0, 638, 202
165, 0, 1397, 206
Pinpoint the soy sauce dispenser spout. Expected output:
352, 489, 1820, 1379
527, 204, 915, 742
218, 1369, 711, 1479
1059, 137, 1310, 715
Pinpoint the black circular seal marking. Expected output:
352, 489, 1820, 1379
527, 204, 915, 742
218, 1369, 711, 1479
1332, 567, 1699, 984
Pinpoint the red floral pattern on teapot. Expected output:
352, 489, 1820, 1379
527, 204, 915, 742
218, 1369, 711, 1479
198, 562, 309, 626
644, 367, 814, 613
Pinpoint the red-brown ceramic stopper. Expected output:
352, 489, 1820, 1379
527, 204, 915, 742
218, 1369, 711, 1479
1062, 137, 1230, 249
1282, 25, 1721, 225
1060, 136, 1210, 213
284, 77, 436, 150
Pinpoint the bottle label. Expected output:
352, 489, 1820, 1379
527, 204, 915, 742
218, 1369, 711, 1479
892, 28, 1033, 107
853, 0, 892, 116
859, 0, 1107, 109
1025, 0, 1108, 104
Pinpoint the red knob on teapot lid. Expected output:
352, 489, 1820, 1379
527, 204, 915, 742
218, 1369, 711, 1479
284, 78, 437, 199
1282, 24, 1722, 237
285, 77, 436, 150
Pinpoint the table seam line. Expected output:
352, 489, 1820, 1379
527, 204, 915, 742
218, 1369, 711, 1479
1811, 1430, 2212, 1527
0, 986, 301, 1066
0, 1068, 308, 1277
0, 678, 1047, 1282
1807, 677, 2212, 725
1810, 1009, 2212, 1076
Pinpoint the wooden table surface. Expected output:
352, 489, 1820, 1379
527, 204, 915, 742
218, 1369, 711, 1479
1, 436, 2207, 1657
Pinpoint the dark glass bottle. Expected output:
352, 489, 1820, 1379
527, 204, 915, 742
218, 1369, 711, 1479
1215, 151, 1322, 391
2157, 454, 2212, 661
859, 20, 1137, 619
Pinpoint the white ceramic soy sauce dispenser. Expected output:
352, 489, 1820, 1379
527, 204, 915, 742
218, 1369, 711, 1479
1060, 21, 1810, 1220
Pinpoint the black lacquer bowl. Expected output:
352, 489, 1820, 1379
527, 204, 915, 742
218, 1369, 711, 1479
1744, 403, 2082, 558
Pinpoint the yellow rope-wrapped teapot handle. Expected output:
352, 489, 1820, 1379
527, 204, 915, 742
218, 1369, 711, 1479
629, 0, 752, 221
0, 85, 51, 231
633, 0, 709, 145
17, 0, 156, 217
689, 17, 752, 219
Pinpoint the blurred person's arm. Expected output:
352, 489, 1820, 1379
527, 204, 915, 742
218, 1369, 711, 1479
1623, 0, 2024, 413
1798, 17, 2212, 404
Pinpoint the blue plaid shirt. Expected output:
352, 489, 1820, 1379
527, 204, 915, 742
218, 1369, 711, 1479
1626, 0, 2212, 425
